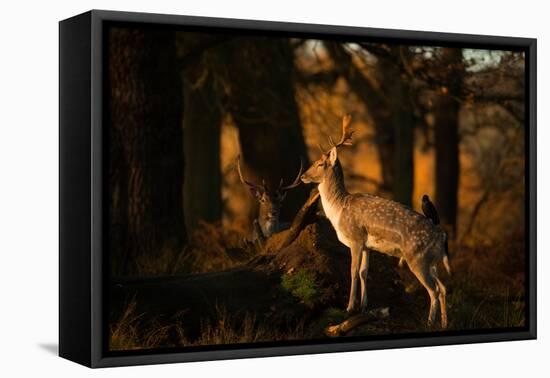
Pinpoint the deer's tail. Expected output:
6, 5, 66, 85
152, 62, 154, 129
442, 236, 451, 276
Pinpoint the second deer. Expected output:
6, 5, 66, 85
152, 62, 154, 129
237, 156, 303, 244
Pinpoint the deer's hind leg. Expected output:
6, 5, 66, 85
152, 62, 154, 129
409, 260, 440, 328
434, 274, 447, 328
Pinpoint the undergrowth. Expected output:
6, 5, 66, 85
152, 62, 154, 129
110, 302, 305, 351
281, 269, 320, 308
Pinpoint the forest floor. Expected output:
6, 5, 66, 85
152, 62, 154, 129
108, 217, 526, 352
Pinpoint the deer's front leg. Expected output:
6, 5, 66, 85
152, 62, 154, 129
346, 243, 362, 314
359, 248, 370, 313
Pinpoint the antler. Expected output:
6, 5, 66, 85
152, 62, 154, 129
237, 156, 262, 191
279, 159, 304, 192
238, 156, 303, 194
328, 114, 354, 148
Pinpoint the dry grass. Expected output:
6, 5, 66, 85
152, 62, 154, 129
114, 221, 257, 278
110, 262, 525, 351
447, 280, 525, 330
454, 234, 525, 329
110, 225, 526, 350
110, 302, 305, 351
109, 299, 179, 351
179, 221, 257, 274
193, 307, 305, 346
110, 194, 527, 348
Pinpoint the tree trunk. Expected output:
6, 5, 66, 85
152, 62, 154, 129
181, 68, 223, 232
108, 28, 185, 273
223, 37, 310, 223
434, 48, 463, 232
326, 43, 414, 206
386, 47, 414, 207
324, 42, 394, 193
177, 34, 228, 233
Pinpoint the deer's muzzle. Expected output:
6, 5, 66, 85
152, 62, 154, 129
301, 174, 312, 184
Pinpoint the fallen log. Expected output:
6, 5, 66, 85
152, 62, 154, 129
278, 188, 320, 249
263, 188, 320, 252
324, 307, 390, 337
110, 266, 282, 339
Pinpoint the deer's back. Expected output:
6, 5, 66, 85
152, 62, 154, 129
337, 193, 442, 257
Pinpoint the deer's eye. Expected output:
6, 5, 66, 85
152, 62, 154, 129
316, 162, 324, 167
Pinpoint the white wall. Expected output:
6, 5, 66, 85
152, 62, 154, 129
0, 0, 546, 376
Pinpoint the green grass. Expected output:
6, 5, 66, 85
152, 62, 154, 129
281, 269, 320, 308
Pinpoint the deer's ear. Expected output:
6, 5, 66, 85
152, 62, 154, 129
328, 147, 338, 166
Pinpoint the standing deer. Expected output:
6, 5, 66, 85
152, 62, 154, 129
237, 156, 303, 242
301, 115, 451, 328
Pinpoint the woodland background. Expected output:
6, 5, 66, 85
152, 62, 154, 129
2, 0, 546, 376
106, 26, 526, 350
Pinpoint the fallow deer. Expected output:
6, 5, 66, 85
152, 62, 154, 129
237, 156, 303, 242
301, 115, 451, 328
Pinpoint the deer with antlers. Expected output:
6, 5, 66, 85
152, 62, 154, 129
301, 115, 451, 328
237, 157, 303, 243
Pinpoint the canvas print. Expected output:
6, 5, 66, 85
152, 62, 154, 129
105, 24, 527, 352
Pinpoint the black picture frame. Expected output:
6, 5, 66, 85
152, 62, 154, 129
59, 9, 537, 368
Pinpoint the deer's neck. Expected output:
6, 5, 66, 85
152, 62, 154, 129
318, 163, 348, 224
258, 206, 279, 237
